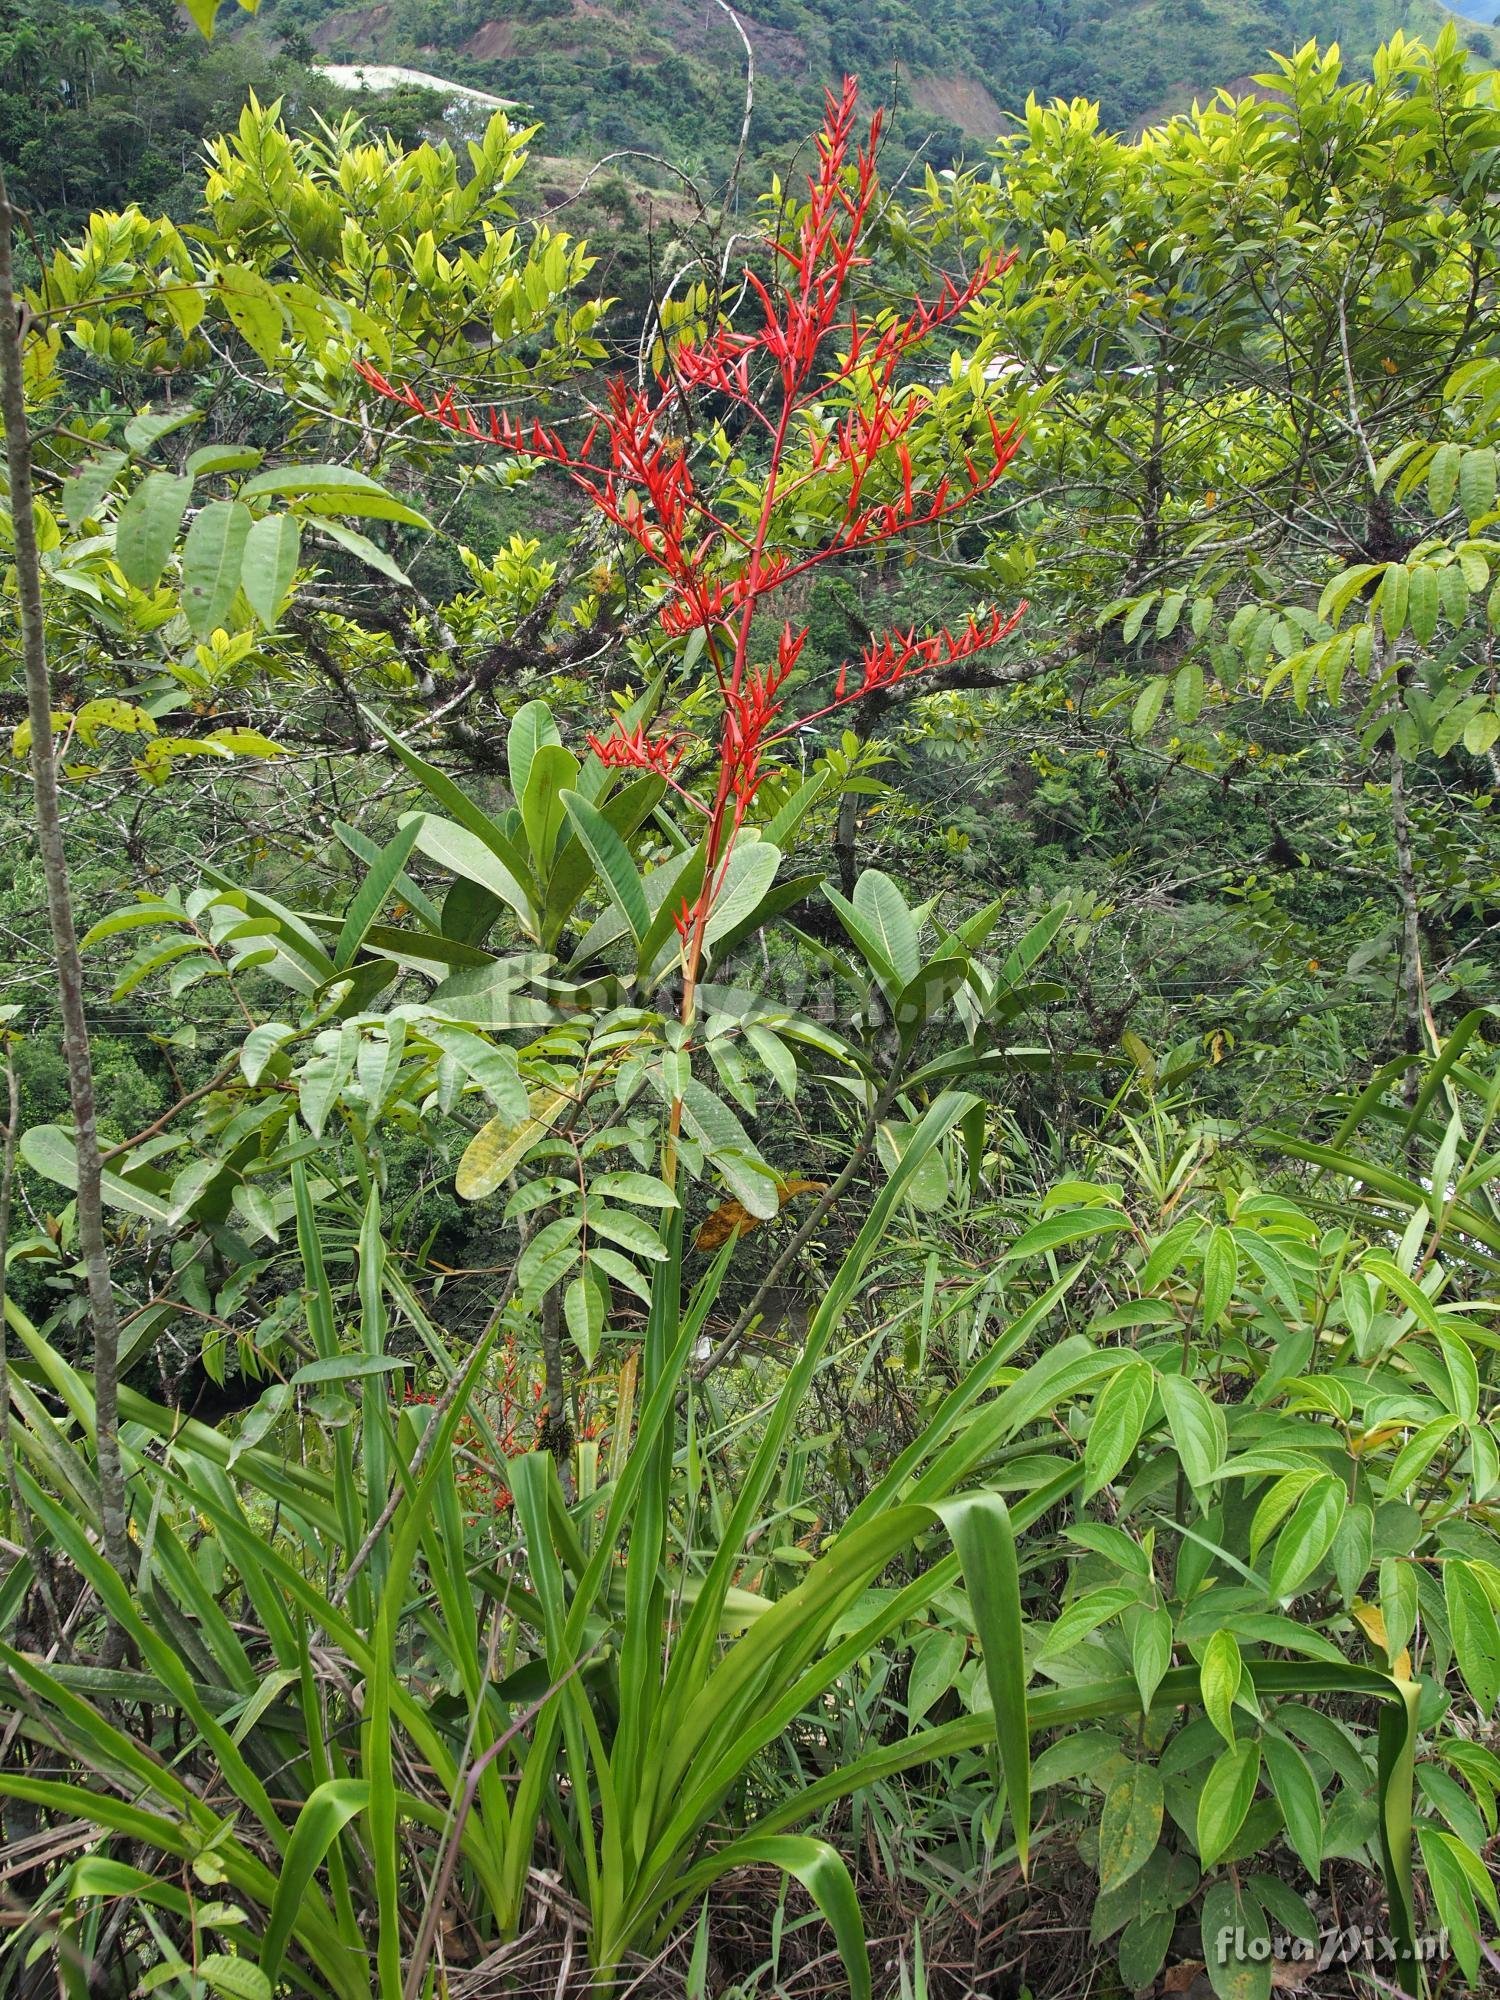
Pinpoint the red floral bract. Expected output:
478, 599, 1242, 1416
355, 76, 1025, 1005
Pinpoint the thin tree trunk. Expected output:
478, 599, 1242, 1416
0, 169, 130, 1658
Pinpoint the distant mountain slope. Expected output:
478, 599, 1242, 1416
268, 0, 1482, 166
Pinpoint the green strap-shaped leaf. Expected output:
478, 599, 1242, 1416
259, 1780, 370, 1984
408, 812, 535, 930
334, 819, 443, 930
562, 789, 651, 946
333, 819, 421, 970
522, 742, 581, 877
673, 1835, 870, 2000
934, 1491, 1031, 1873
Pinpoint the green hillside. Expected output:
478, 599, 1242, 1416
5, 0, 1484, 242
270, 0, 1478, 168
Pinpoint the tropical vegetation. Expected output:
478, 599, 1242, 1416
1, 10, 1498, 1999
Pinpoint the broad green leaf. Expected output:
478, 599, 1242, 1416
1099, 1762, 1163, 1892
589, 1171, 679, 1209
240, 512, 300, 627
521, 743, 579, 874
1201, 1630, 1242, 1746
1407, 564, 1438, 645
1158, 1373, 1227, 1493
1429, 441, 1462, 515
19, 1124, 173, 1223
907, 1628, 965, 1724
1202, 1878, 1271, 2000
1268, 1477, 1346, 1602
1263, 1729, 1323, 1880
507, 699, 563, 805
215, 263, 284, 364
199, 1957, 272, 2000
290, 1355, 409, 1384
1461, 445, 1497, 525
1197, 1739, 1261, 1870
1037, 1584, 1138, 1660
181, 500, 252, 639
408, 813, 534, 930
517, 1216, 583, 1306
705, 839, 782, 950
674, 1076, 779, 1219
1445, 1560, 1500, 1713
1132, 1605, 1173, 1710
239, 463, 429, 527
63, 450, 126, 529
1084, 1359, 1153, 1496
851, 870, 919, 984
240, 1021, 294, 1086
115, 473, 192, 590
564, 1266, 608, 1364
1131, 675, 1167, 736
1201, 1225, 1237, 1329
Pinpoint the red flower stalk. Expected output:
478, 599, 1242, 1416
356, 76, 1024, 1039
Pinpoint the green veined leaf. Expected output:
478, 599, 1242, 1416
1197, 1739, 1261, 1870
1445, 1560, 1500, 1713
1263, 1728, 1323, 1880
1202, 1877, 1271, 2000
1158, 1373, 1227, 1493
215, 263, 284, 365
851, 870, 920, 984
1132, 1605, 1173, 1710
517, 1216, 583, 1306
1084, 1359, 1154, 1497
1267, 1477, 1346, 1603
1461, 445, 1497, 526
564, 1265, 608, 1365
507, 699, 563, 806
115, 472, 193, 591
240, 512, 301, 628
907, 1628, 965, 1725
1099, 1761, 1164, 1893
239, 463, 429, 528
1201, 1629, 1242, 1746
181, 500, 252, 639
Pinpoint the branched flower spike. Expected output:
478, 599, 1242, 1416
355, 77, 1026, 1015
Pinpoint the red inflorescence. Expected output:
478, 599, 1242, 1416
355, 76, 1025, 975
586, 722, 686, 778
